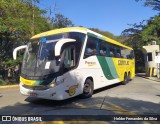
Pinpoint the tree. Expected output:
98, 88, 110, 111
0, 0, 51, 68
0, 0, 75, 83
52, 14, 74, 28
136, 0, 160, 12
121, 0, 160, 72
89, 28, 125, 42
141, 16, 160, 43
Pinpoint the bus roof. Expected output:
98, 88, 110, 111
31, 27, 133, 50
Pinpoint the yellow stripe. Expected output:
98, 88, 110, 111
31, 27, 87, 39
20, 76, 36, 86
102, 36, 133, 50
31, 27, 132, 51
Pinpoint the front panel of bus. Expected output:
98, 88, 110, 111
20, 32, 86, 100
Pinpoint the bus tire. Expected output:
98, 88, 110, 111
122, 73, 128, 85
81, 78, 93, 98
128, 72, 131, 81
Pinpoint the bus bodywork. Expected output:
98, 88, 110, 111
13, 27, 135, 100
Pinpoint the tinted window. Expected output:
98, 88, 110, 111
84, 36, 99, 57
99, 40, 108, 56
121, 48, 134, 59
68, 32, 86, 66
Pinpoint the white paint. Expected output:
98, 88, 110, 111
45, 62, 50, 69
13, 45, 27, 60
55, 38, 76, 56
155, 56, 160, 63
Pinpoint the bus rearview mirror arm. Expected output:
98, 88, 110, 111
55, 38, 76, 57
13, 45, 27, 60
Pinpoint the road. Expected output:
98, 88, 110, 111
0, 76, 160, 123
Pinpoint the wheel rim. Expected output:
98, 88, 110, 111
84, 82, 91, 94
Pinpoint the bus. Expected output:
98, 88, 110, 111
13, 27, 135, 100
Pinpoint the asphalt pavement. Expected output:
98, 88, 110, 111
0, 76, 160, 123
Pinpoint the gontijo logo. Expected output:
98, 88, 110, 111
85, 61, 96, 66
118, 60, 129, 65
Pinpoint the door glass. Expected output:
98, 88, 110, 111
64, 47, 75, 68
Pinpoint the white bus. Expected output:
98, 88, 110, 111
13, 27, 135, 100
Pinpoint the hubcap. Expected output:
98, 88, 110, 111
84, 83, 90, 94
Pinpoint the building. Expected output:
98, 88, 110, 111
141, 41, 159, 77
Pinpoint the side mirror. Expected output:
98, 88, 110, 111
55, 38, 76, 57
13, 45, 27, 60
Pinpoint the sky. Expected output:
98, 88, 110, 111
38, 0, 158, 36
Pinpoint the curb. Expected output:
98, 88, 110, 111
0, 84, 19, 89
137, 75, 160, 82
143, 77, 160, 82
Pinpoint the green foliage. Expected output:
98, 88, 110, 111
52, 14, 74, 29
0, 79, 7, 86
122, 0, 160, 73
0, 0, 75, 85
136, 0, 160, 11
122, 16, 160, 48
141, 16, 160, 43
89, 28, 125, 42
0, 0, 52, 67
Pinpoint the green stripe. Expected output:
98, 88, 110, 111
97, 56, 118, 80
105, 57, 119, 79
34, 78, 54, 85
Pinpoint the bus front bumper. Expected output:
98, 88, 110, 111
19, 82, 67, 100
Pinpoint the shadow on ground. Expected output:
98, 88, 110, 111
0, 83, 159, 114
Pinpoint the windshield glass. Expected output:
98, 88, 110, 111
39, 40, 57, 60
21, 32, 86, 80
21, 34, 63, 79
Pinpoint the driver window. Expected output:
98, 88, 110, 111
64, 46, 75, 68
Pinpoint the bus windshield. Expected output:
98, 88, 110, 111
21, 34, 63, 79
21, 32, 86, 80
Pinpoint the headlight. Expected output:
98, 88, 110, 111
49, 78, 65, 88
49, 82, 55, 88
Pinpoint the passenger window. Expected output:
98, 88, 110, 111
130, 50, 135, 59
109, 46, 114, 57
121, 48, 134, 59
64, 46, 75, 68
115, 47, 121, 58
84, 36, 99, 57
99, 41, 107, 56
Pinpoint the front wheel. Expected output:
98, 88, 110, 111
81, 78, 93, 98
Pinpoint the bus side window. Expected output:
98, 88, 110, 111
64, 46, 75, 68
109, 47, 114, 57
105, 43, 110, 57
121, 48, 126, 58
116, 48, 121, 58
130, 50, 135, 59
84, 36, 99, 57
99, 40, 107, 56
